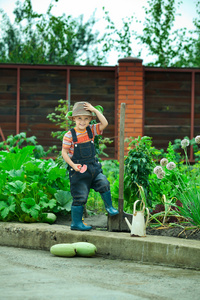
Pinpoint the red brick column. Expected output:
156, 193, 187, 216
117, 57, 144, 158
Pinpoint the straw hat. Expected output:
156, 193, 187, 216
67, 102, 96, 120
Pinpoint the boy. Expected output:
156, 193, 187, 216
62, 101, 118, 231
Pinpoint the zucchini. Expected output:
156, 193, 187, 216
72, 242, 97, 257
42, 212, 57, 224
50, 243, 76, 257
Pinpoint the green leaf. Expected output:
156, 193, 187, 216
23, 161, 41, 173
26, 136, 37, 145
0, 196, 16, 219
6, 180, 26, 194
55, 190, 72, 212
47, 167, 66, 181
40, 198, 57, 209
1, 146, 35, 170
7, 169, 24, 179
21, 198, 40, 219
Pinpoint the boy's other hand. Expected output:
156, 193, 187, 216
73, 164, 82, 172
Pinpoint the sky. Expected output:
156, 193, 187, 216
0, 0, 198, 65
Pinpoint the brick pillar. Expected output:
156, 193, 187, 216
117, 57, 144, 159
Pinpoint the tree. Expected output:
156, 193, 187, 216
0, 0, 107, 65
183, 0, 200, 67
138, 0, 200, 67
102, 7, 135, 58
139, 0, 181, 67
0, 0, 199, 67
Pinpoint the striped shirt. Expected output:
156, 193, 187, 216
62, 123, 102, 158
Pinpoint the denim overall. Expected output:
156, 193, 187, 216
69, 126, 110, 206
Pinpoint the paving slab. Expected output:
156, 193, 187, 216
0, 222, 200, 270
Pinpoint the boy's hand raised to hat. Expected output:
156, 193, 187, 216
84, 102, 108, 131
84, 102, 95, 112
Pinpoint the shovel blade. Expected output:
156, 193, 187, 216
107, 212, 132, 232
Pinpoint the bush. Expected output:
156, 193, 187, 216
0, 134, 72, 222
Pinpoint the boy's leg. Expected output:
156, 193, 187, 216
71, 205, 92, 231
70, 174, 92, 231
91, 173, 119, 216
100, 190, 119, 216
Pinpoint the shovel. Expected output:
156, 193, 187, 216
107, 103, 132, 231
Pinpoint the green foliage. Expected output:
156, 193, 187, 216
102, 7, 135, 58
123, 136, 160, 211
0, 134, 72, 222
87, 160, 119, 212
149, 141, 188, 205
0, 0, 107, 65
0, 131, 56, 158
0, 0, 199, 67
153, 137, 200, 227
139, 0, 200, 67
47, 99, 73, 141
173, 136, 200, 162
139, 0, 177, 67
149, 195, 180, 227
54, 190, 72, 213
181, 0, 200, 67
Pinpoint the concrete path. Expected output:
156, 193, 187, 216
1, 246, 200, 300
0, 222, 200, 270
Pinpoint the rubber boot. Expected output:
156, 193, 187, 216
71, 205, 92, 231
100, 191, 119, 216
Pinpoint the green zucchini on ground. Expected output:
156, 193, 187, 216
50, 243, 76, 257
42, 213, 57, 224
72, 242, 97, 257
50, 242, 97, 257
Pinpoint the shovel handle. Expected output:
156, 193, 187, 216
118, 103, 126, 212
145, 207, 150, 229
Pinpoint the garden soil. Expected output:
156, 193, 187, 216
56, 213, 200, 241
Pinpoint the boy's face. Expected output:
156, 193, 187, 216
73, 115, 92, 131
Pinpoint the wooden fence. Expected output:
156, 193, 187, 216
0, 65, 116, 158
0, 59, 200, 160
144, 68, 200, 153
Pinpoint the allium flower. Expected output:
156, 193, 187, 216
157, 171, 165, 179
160, 158, 168, 167
166, 162, 176, 170
154, 166, 163, 175
181, 139, 189, 148
195, 135, 200, 144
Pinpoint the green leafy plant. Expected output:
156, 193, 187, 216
173, 136, 200, 162
149, 142, 185, 204
153, 136, 200, 227
0, 131, 56, 158
54, 190, 72, 213
0, 135, 72, 223
124, 136, 160, 211
149, 195, 182, 227
47, 99, 73, 141
87, 160, 119, 212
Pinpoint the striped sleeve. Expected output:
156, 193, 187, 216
62, 130, 72, 150
91, 123, 103, 137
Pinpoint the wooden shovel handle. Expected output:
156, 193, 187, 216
118, 103, 126, 212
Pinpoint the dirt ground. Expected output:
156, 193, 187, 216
55, 213, 200, 241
